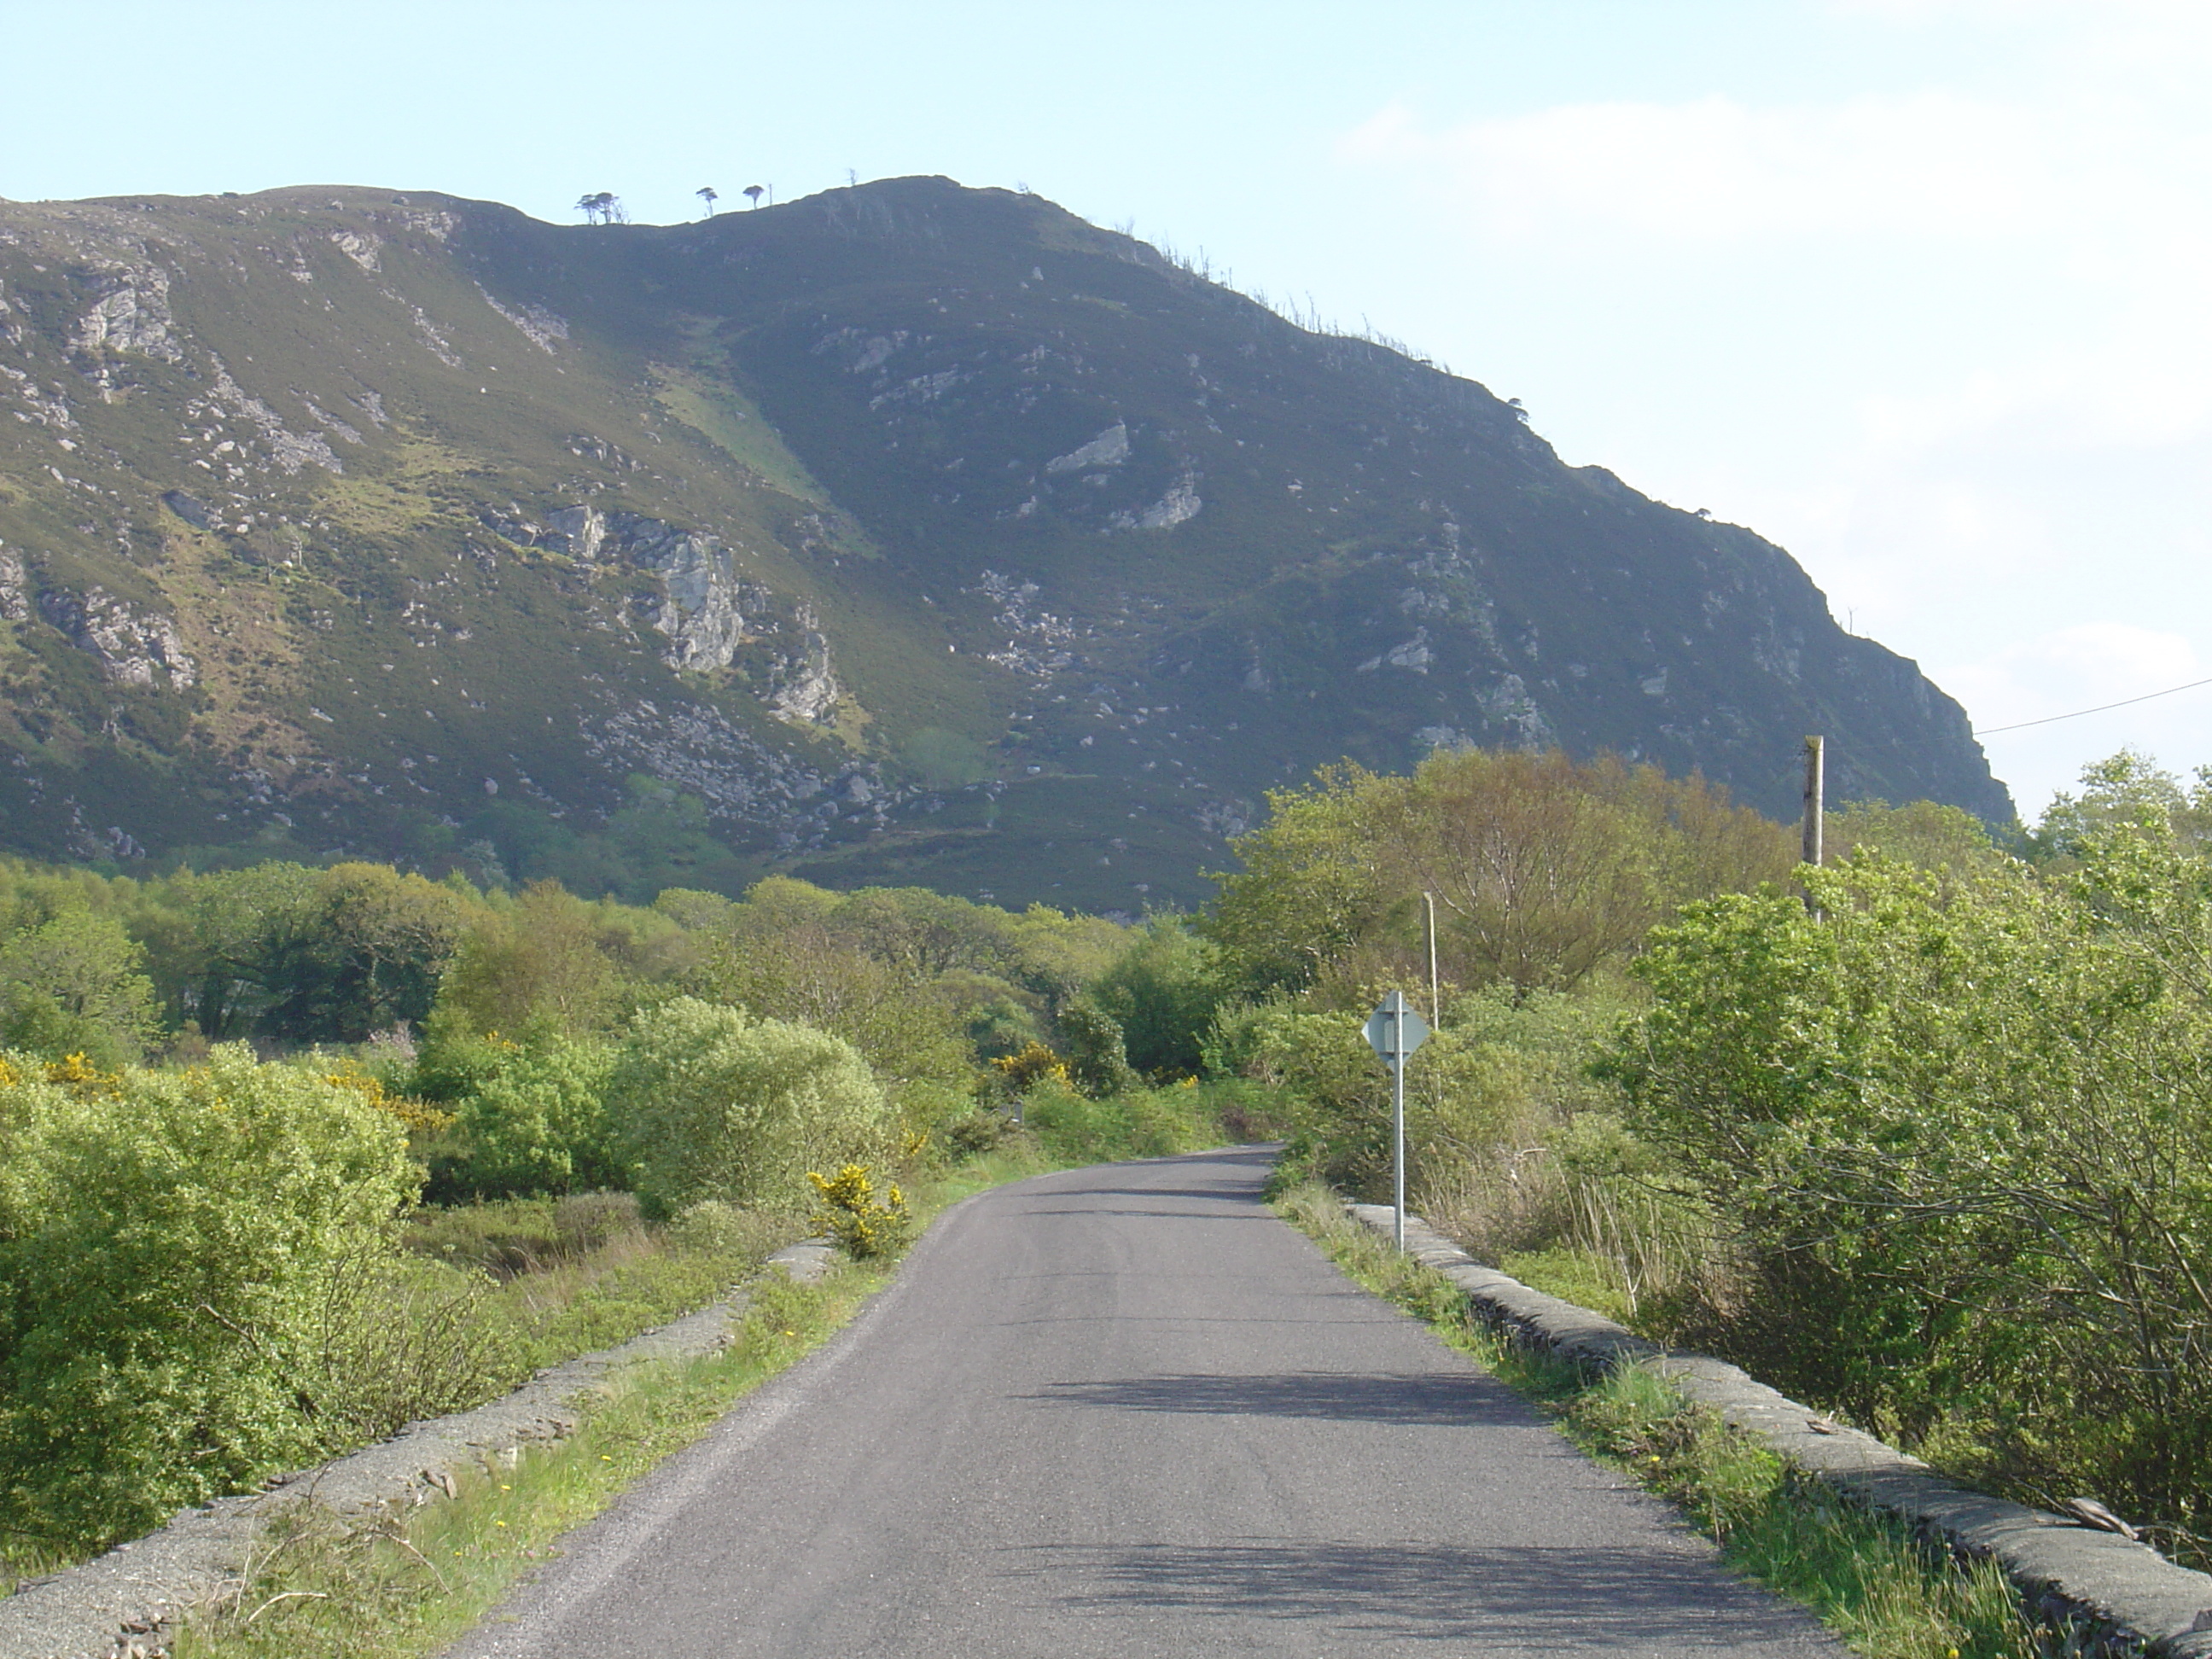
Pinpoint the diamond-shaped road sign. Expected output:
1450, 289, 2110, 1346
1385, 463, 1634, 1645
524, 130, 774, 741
1365, 991, 1429, 1069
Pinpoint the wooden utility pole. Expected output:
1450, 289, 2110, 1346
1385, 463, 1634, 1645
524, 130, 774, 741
1423, 891, 1439, 1026
1802, 736, 1825, 915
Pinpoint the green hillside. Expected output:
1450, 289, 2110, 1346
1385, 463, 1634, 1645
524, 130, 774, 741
0, 178, 2007, 909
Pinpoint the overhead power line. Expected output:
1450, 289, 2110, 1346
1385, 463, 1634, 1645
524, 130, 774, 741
1976, 674, 2212, 736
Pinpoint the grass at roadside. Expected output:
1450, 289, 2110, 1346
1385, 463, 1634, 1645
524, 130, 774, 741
1275, 1184, 2055, 1659
172, 1267, 877, 1659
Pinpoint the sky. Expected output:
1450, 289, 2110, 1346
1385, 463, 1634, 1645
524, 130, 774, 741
4, 0, 2204, 819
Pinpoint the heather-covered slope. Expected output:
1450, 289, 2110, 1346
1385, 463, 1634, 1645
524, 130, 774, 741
0, 177, 2006, 907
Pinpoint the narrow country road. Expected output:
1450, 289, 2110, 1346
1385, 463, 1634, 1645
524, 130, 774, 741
447, 1148, 1844, 1656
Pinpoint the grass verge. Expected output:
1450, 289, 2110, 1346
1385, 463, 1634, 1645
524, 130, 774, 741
172, 1267, 878, 1658
1275, 1184, 2058, 1659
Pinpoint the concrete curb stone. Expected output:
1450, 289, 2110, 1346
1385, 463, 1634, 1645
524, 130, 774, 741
1346, 1202, 2212, 1659
0, 1240, 837, 1659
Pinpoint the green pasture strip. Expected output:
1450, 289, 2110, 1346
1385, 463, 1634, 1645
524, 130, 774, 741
1278, 1185, 2058, 1659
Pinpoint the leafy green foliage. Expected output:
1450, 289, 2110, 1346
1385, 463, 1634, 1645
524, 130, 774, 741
1605, 838, 2212, 1546
1084, 917, 1226, 1078
2023, 747, 2212, 864
0, 1047, 417, 1548
165, 861, 470, 1045
0, 906, 157, 1064
611, 998, 895, 1217
1017, 1076, 1234, 1164
1215, 997, 1535, 1205
1207, 748, 1793, 998
439, 1033, 626, 1200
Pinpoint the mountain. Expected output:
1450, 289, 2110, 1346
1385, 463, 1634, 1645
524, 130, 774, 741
0, 177, 2007, 910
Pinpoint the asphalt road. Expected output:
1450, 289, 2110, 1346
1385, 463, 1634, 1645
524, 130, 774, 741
447, 1147, 1846, 1656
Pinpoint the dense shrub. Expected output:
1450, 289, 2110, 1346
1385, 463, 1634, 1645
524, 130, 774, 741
1206, 748, 1792, 998
1057, 997, 1138, 1097
1214, 996, 1532, 1203
1605, 843, 2212, 1542
1086, 918, 1225, 1078
0, 1047, 417, 1549
1019, 1077, 1231, 1164
444, 1033, 626, 1198
609, 998, 894, 1217
0, 909, 158, 1065
808, 1164, 911, 1258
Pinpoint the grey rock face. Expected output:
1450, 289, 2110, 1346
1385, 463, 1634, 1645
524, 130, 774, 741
482, 504, 835, 701
765, 603, 841, 724
0, 547, 26, 623
67, 261, 183, 363
35, 586, 196, 689
160, 490, 213, 530
1045, 421, 1130, 474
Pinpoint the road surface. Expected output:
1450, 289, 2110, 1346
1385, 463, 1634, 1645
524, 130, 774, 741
448, 1146, 1844, 1656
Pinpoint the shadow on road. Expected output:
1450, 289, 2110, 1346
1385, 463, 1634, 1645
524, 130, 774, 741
996, 1540, 1810, 1647
1011, 1207, 1278, 1220
1023, 1371, 1532, 1426
1011, 1185, 1269, 1204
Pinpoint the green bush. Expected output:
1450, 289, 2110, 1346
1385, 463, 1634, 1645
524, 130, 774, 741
446, 1034, 626, 1198
1216, 998, 1532, 1205
1086, 917, 1225, 1078
0, 908, 158, 1064
0, 1047, 417, 1549
1604, 845, 2212, 1544
609, 998, 894, 1217
808, 1164, 912, 1258
1057, 997, 1138, 1097
1020, 1077, 1228, 1164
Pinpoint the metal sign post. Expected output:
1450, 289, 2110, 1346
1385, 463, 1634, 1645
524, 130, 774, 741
1365, 991, 1430, 1249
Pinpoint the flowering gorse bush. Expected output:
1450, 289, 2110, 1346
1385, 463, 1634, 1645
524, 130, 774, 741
807, 1163, 911, 1259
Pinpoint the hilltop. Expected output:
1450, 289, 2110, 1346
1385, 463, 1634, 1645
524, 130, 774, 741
0, 177, 2007, 907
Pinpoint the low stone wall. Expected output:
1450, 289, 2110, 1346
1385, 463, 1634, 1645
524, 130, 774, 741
0, 1241, 837, 1659
1348, 1202, 2212, 1659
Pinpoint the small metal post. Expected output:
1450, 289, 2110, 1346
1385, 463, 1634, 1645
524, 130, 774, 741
1392, 1019, 1406, 1251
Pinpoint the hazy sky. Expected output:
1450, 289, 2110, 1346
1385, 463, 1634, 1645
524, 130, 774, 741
6, 0, 2203, 818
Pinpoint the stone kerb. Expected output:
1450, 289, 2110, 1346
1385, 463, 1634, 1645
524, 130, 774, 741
0, 1241, 835, 1659
1346, 1202, 2212, 1659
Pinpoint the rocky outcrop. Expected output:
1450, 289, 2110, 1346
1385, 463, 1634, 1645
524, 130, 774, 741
67, 261, 183, 363
480, 504, 840, 713
478, 287, 568, 353
206, 358, 343, 475
1046, 422, 1129, 474
0, 547, 28, 622
35, 586, 196, 690
1110, 469, 1202, 531
765, 604, 841, 724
